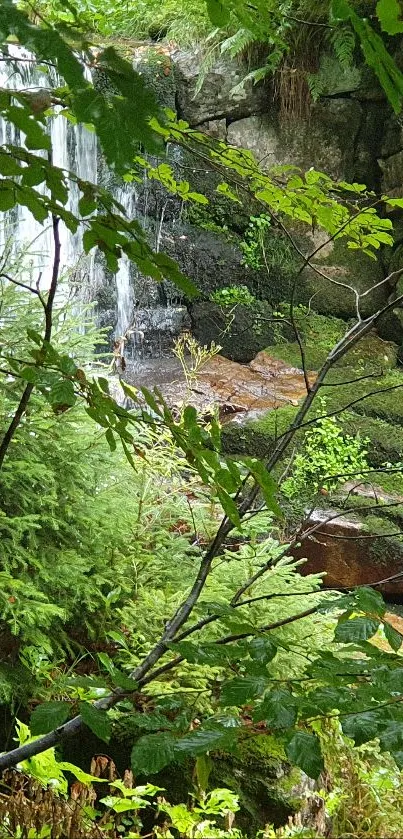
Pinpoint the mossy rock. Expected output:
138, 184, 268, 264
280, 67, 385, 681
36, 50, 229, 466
342, 414, 403, 469
294, 234, 386, 319
265, 328, 398, 373
191, 301, 294, 363
110, 722, 304, 837
209, 735, 305, 836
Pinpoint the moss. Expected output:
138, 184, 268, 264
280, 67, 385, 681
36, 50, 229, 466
340, 414, 403, 469
265, 342, 328, 371
266, 329, 398, 373
209, 734, 304, 835
297, 236, 386, 318
323, 368, 403, 427
222, 404, 298, 457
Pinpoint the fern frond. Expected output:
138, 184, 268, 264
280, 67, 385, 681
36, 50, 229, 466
331, 26, 356, 70
220, 27, 255, 58
307, 71, 325, 101
195, 41, 221, 96
230, 65, 270, 96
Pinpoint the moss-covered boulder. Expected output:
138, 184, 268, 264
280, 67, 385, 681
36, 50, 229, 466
190, 301, 294, 363
209, 735, 306, 835
297, 236, 387, 319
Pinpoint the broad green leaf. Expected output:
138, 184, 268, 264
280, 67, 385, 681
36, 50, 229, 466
335, 617, 380, 643
286, 731, 324, 779
126, 712, 174, 731
30, 702, 71, 735
79, 702, 111, 743
105, 428, 116, 451
20, 366, 39, 384
131, 732, 176, 774
376, 0, 403, 34
0, 186, 16, 211
354, 587, 385, 617
254, 690, 297, 728
216, 488, 241, 527
171, 640, 243, 666
206, 0, 230, 27
58, 761, 109, 785
195, 755, 212, 792
383, 621, 403, 652
341, 711, 380, 746
248, 637, 278, 665
174, 726, 234, 756
220, 675, 268, 706
380, 722, 403, 753
242, 458, 282, 518
100, 796, 144, 812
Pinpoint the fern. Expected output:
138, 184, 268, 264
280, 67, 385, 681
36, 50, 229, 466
307, 71, 325, 101
219, 27, 255, 58
331, 25, 356, 70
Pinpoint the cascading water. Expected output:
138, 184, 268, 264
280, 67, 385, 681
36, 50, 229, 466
0, 46, 189, 356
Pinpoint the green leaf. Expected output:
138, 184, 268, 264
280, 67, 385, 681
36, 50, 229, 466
131, 732, 177, 774
376, 0, 403, 34
248, 637, 278, 665
383, 621, 403, 652
79, 702, 111, 743
26, 329, 42, 345
354, 586, 385, 617
106, 798, 144, 812
20, 366, 39, 384
48, 379, 76, 408
171, 640, 242, 666
195, 755, 212, 792
341, 711, 380, 746
105, 428, 117, 452
216, 488, 241, 528
242, 458, 282, 518
30, 701, 71, 735
220, 675, 268, 706
58, 762, 109, 785
206, 0, 230, 26
126, 712, 174, 731
380, 721, 403, 753
254, 690, 297, 728
335, 616, 380, 643
174, 726, 234, 756
286, 731, 324, 779
0, 186, 16, 211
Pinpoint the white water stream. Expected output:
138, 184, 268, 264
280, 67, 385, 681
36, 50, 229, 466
0, 46, 164, 344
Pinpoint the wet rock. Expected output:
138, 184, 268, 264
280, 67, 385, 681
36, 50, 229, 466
152, 352, 316, 420
293, 507, 403, 597
124, 306, 190, 357
173, 48, 267, 125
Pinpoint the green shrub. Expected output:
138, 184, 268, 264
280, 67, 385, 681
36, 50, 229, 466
282, 401, 369, 497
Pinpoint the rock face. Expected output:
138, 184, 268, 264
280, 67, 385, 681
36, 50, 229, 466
127, 351, 316, 420
293, 507, 403, 597
190, 301, 295, 363
173, 49, 267, 125
226, 100, 362, 182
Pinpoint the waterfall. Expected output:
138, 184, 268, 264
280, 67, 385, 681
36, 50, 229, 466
0, 46, 189, 356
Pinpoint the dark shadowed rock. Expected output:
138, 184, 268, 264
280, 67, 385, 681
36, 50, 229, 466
173, 48, 267, 125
